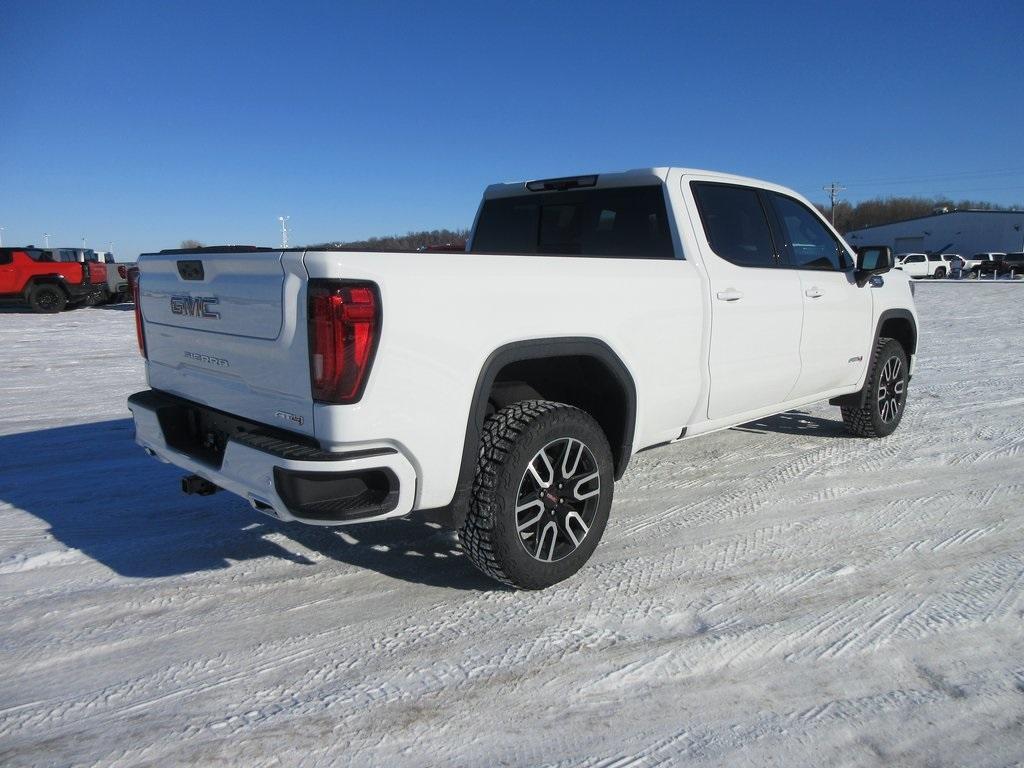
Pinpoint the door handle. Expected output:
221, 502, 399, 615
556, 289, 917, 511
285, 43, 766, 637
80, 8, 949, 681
805, 287, 824, 298
716, 289, 744, 302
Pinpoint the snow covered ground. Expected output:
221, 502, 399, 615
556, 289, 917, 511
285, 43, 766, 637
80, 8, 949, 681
1, 286, 1022, 767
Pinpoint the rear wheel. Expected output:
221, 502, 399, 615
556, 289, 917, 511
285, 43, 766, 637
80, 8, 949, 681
841, 337, 908, 438
28, 284, 67, 313
459, 400, 614, 589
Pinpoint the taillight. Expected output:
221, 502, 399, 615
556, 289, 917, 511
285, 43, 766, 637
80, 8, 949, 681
118, 265, 127, 279
129, 267, 147, 358
308, 281, 381, 404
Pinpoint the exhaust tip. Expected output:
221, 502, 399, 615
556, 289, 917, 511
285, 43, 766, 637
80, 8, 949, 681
181, 474, 220, 496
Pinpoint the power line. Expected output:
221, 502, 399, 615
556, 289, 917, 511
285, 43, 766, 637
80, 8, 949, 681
841, 167, 1024, 187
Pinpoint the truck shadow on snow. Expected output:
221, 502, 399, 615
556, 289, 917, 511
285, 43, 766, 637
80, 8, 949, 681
734, 410, 849, 438
0, 419, 498, 590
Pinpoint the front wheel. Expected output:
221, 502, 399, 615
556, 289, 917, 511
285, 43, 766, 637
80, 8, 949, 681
841, 337, 909, 438
459, 400, 614, 589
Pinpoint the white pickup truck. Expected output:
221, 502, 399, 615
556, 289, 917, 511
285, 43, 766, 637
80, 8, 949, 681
128, 168, 918, 589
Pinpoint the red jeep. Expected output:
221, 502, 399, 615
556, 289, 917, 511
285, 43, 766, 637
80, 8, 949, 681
0, 247, 108, 312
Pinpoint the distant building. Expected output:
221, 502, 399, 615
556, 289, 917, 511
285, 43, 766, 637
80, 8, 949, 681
844, 210, 1024, 255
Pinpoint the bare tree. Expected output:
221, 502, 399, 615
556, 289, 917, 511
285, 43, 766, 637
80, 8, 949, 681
180, 239, 204, 249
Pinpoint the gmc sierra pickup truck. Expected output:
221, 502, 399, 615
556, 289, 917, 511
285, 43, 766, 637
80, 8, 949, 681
128, 168, 918, 589
0, 246, 108, 312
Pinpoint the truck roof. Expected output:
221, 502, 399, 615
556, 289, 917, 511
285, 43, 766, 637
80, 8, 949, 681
482, 167, 792, 199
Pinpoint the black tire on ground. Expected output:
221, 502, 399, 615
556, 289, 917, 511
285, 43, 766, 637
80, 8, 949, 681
459, 399, 614, 590
28, 284, 68, 313
969, 270, 979, 279
841, 337, 909, 438
933, 267, 946, 279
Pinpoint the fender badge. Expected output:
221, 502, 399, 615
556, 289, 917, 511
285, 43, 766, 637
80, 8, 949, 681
274, 411, 304, 426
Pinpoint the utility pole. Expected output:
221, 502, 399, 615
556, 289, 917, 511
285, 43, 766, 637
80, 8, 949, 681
278, 216, 290, 249
823, 182, 846, 225
44, 232, 50, 247
0, 227, 4, 247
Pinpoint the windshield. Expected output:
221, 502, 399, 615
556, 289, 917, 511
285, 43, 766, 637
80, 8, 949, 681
471, 185, 674, 258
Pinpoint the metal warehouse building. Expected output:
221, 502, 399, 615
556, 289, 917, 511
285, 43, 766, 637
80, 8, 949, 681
844, 210, 1024, 256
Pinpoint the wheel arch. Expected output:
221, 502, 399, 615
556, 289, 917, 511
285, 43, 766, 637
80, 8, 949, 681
877, 308, 917, 358
429, 338, 637, 529
23, 276, 71, 300
831, 308, 917, 410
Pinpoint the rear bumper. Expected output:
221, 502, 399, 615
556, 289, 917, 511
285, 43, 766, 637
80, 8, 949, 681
127, 389, 417, 526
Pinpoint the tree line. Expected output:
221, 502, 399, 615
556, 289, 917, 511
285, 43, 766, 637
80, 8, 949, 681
309, 228, 470, 252
814, 196, 1022, 234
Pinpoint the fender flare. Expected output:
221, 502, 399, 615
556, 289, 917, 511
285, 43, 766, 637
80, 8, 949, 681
426, 337, 637, 529
831, 308, 917, 409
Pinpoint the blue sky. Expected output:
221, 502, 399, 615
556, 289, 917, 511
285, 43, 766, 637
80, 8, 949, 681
1, 0, 1021, 258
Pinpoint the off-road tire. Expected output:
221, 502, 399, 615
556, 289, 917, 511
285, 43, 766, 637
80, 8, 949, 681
28, 284, 67, 313
841, 337, 908, 438
459, 400, 614, 590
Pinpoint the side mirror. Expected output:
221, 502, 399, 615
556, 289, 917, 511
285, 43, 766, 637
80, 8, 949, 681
854, 245, 893, 286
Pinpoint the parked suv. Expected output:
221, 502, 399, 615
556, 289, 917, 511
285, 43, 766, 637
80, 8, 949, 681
128, 168, 918, 589
0, 247, 108, 312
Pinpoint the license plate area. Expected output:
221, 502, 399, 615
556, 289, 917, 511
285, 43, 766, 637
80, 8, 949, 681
157, 402, 238, 469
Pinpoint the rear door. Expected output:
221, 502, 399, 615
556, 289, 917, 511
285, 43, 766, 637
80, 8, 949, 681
139, 249, 316, 435
689, 180, 803, 421
766, 192, 872, 398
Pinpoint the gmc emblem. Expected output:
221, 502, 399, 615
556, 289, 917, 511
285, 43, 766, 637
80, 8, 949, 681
170, 294, 220, 319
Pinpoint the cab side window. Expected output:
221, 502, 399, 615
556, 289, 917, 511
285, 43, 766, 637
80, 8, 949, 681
770, 193, 852, 271
691, 182, 777, 268
0, 251, 11, 265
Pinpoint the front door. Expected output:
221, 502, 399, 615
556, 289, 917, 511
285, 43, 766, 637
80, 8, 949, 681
767, 192, 873, 398
0, 251, 16, 294
689, 181, 804, 421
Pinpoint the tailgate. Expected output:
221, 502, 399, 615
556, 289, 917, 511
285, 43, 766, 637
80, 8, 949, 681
138, 249, 316, 436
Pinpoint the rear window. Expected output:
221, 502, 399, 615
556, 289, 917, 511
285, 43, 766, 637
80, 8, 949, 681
18, 249, 53, 262
470, 185, 674, 258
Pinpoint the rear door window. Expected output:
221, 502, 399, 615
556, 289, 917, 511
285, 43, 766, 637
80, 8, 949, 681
0, 251, 11, 265
471, 185, 674, 258
691, 182, 777, 268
